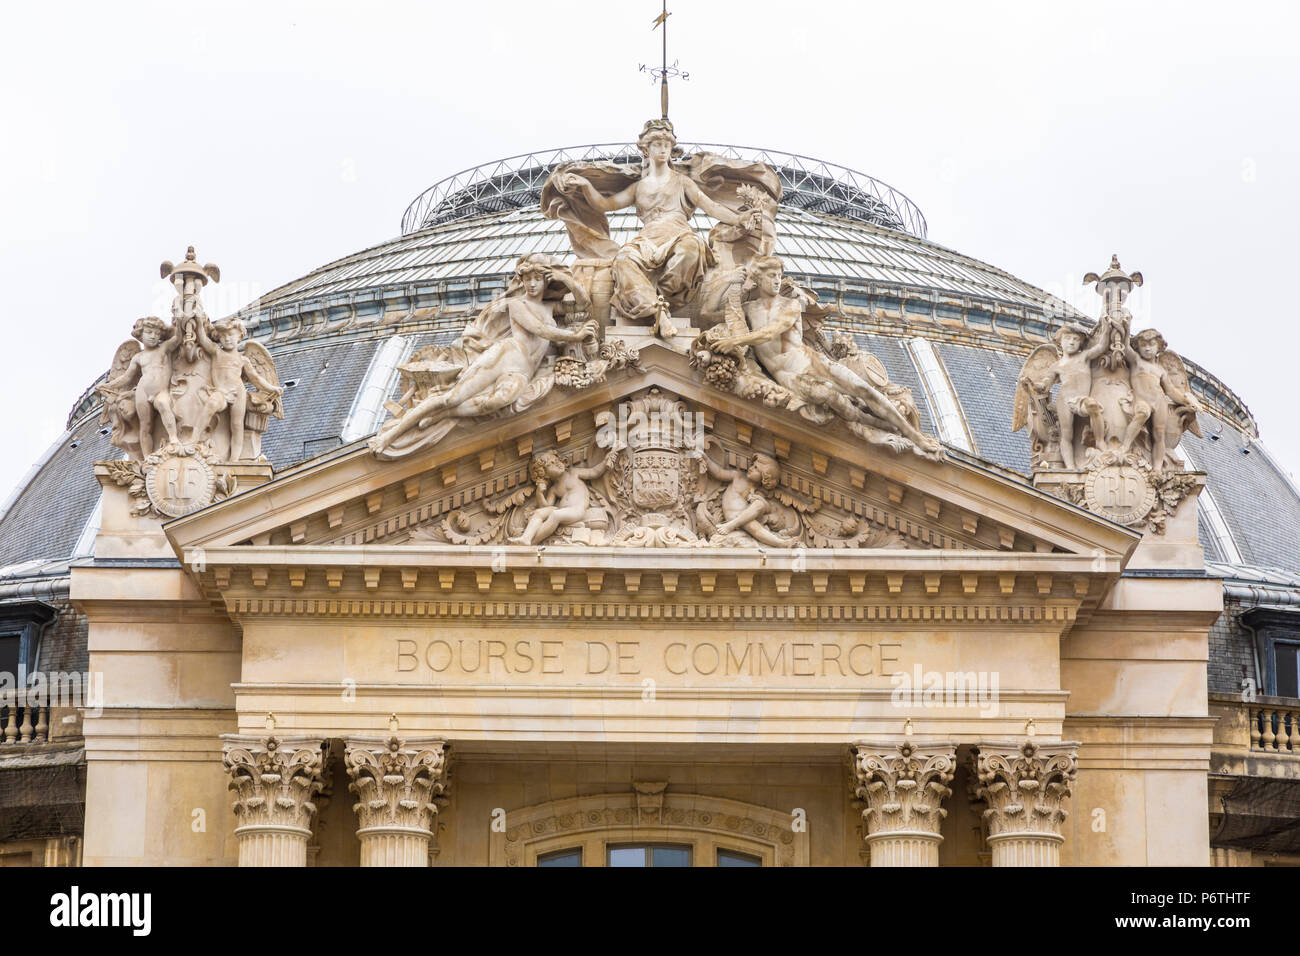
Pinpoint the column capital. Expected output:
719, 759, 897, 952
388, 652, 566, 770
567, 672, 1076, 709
850, 739, 957, 840
343, 736, 449, 837
221, 734, 329, 837
969, 739, 1079, 853
222, 734, 329, 865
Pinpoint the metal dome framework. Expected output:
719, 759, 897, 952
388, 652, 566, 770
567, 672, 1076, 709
400, 143, 929, 239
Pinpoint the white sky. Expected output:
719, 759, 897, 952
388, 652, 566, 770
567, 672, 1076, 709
2, 0, 1298, 501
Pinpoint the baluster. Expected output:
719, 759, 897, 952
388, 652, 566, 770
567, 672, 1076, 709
1262, 710, 1277, 751
2, 704, 15, 745
1250, 707, 1262, 751
18, 706, 33, 744
34, 705, 48, 744
1288, 708, 1299, 755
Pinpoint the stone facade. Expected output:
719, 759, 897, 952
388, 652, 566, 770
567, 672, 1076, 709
7, 125, 1295, 869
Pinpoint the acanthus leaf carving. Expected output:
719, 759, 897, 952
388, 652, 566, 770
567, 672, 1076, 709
851, 740, 957, 839
968, 740, 1078, 841
222, 734, 328, 834
343, 736, 449, 836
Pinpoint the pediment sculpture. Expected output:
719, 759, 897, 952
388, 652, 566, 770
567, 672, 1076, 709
369, 118, 944, 464
1013, 256, 1201, 532
96, 247, 284, 517
540, 118, 779, 335
370, 254, 641, 460
688, 256, 940, 458
412, 389, 910, 550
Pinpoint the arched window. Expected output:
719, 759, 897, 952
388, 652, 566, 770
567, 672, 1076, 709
492, 789, 809, 867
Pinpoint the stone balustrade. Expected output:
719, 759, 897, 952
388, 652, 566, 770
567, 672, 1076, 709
1250, 701, 1300, 755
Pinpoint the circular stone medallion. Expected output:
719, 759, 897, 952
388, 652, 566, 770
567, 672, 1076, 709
1083, 464, 1156, 526
145, 452, 217, 517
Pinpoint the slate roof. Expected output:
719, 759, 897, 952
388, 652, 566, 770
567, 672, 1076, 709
1183, 426, 1300, 573
259, 339, 383, 470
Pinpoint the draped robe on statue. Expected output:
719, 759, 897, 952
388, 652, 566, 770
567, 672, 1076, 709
541, 153, 782, 321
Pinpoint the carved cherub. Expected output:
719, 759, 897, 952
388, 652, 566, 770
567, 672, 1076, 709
1014, 321, 1111, 469
196, 316, 283, 459
1119, 328, 1201, 470
696, 448, 797, 547
509, 450, 612, 545
97, 316, 183, 458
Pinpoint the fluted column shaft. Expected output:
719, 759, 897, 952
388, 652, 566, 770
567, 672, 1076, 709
344, 736, 449, 867
969, 739, 1079, 868
221, 734, 328, 868
851, 739, 957, 867
358, 829, 431, 867
988, 833, 1062, 867
237, 826, 311, 867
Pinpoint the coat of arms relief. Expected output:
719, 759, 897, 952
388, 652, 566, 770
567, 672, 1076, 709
409, 388, 912, 551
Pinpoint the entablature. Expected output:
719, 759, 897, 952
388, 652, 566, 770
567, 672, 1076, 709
183, 543, 1118, 629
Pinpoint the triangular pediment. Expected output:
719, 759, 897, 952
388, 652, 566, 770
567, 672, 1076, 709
166, 342, 1139, 565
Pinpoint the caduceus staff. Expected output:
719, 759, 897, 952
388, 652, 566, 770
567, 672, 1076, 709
1084, 254, 1143, 371
642, 2, 688, 120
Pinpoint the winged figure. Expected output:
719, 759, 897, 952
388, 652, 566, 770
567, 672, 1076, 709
239, 340, 284, 460
369, 255, 597, 460
1119, 329, 1201, 471
97, 317, 183, 458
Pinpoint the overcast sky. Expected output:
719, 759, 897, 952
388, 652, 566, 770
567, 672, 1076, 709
2, 0, 1297, 501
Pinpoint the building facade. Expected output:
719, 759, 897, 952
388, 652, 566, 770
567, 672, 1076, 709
1, 134, 1297, 867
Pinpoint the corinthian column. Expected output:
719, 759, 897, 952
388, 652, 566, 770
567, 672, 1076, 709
851, 740, 957, 866
969, 740, 1079, 867
222, 735, 328, 867
344, 736, 449, 867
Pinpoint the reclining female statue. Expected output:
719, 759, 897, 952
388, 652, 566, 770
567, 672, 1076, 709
370, 254, 597, 460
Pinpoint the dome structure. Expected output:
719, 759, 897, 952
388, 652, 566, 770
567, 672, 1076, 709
3, 141, 1291, 575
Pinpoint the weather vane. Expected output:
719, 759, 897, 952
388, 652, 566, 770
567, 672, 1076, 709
639, 2, 688, 120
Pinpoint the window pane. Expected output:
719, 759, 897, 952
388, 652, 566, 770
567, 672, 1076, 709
717, 850, 761, 867
608, 846, 647, 867
0, 635, 19, 677
608, 843, 692, 866
537, 848, 582, 867
1278, 644, 1299, 698
651, 845, 691, 867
